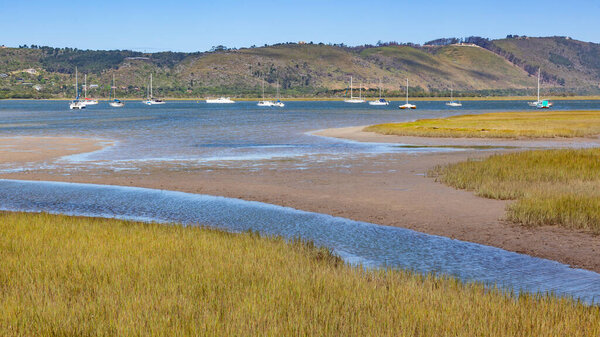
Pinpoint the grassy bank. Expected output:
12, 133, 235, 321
431, 149, 600, 232
365, 111, 600, 138
1, 212, 599, 336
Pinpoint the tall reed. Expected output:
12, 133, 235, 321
1, 212, 598, 336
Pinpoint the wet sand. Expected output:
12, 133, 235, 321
2, 135, 600, 273
0, 137, 111, 165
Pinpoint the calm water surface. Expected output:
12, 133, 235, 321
0, 99, 598, 168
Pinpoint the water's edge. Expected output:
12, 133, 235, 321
1, 179, 599, 304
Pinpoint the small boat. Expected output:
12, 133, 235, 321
369, 78, 389, 105
108, 74, 124, 107
82, 74, 98, 105
273, 80, 285, 107
257, 77, 275, 106
536, 100, 552, 109
69, 67, 86, 110
344, 76, 365, 103
206, 97, 235, 104
528, 68, 552, 108
445, 88, 462, 107
257, 101, 275, 107
143, 73, 166, 105
257, 78, 285, 107
399, 78, 416, 109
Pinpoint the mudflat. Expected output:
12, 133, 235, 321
0, 136, 110, 165
2, 134, 600, 273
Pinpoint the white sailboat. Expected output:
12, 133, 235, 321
69, 67, 86, 110
82, 74, 98, 105
369, 78, 389, 106
257, 77, 275, 107
206, 97, 235, 103
445, 88, 462, 107
143, 73, 165, 105
109, 74, 124, 107
273, 80, 285, 107
344, 76, 365, 103
528, 68, 552, 109
399, 78, 416, 109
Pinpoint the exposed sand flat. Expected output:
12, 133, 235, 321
3, 148, 600, 273
0, 137, 110, 165
314, 126, 600, 148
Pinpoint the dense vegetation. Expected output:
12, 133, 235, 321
431, 149, 600, 232
1, 212, 599, 336
2, 36, 600, 99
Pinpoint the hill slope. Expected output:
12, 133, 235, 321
1, 36, 599, 99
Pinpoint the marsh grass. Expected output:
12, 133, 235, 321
431, 149, 600, 232
1, 212, 599, 336
365, 111, 600, 138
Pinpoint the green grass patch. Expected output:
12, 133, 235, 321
365, 111, 600, 138
1, 212, 599, 336
431, 149, 600, 232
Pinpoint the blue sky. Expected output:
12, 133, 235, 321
1, 0, 598, 52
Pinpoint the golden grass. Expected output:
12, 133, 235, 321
431, 149, 600, 232
1, 212, 599, 336
365, 110, 600, 138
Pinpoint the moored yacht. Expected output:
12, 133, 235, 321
445, 88, 462, 107
528, 68, 552, 108
206, 97, 235, 104
108, 74, 125, 107
257, 77, 275, 106
143, 73, 166, 105
82, 74, 98, 105
69, 67, 86, 110
344, 76, 365, 103
399, 78, 416, 109
369, 78, 389, 105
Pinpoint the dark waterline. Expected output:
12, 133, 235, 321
1, 179, 599, 304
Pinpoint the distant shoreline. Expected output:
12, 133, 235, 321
3, 95, 600, 102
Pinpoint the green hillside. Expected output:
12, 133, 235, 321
491, 37, 600, 88
1, 36, 599, 99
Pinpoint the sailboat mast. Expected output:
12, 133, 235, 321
150, 74, 153, 99
276, 80, 280, 100
359, 82, 362, 100
406, 78, 409, 104
75, 67, 78, 99
379, 78, 382, 99
350, 76, 353, 99
84, 74, 87, 99
262, 77, 265, 100
112, 74, 116, 99
537, 68, 540, 102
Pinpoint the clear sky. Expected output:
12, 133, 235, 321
1, 0, 598, 52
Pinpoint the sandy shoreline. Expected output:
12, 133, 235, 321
313, 126, 600, 148
0, 136, 111, 166
2, 134, 600, 273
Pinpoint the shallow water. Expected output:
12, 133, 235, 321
1, 179, 599, 304
0, 99, 598, 169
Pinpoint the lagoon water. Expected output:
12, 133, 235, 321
0, 99, 598, 170
1, 99, 600, 303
